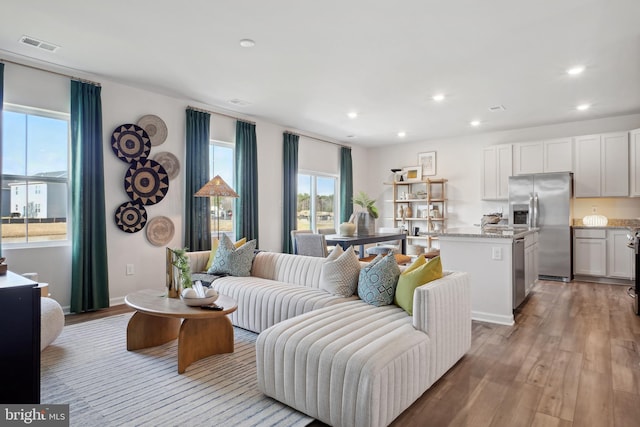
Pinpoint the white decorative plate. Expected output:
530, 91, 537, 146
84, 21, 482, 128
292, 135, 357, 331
152, 151, 180, 180
137, 114, 168, 146
145, 216, 175, 246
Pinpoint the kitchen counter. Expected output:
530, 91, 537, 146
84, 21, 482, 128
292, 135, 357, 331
422, 226, 538, 239
572, 218, 640, 229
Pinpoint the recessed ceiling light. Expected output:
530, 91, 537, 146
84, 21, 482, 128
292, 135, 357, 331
432, 94, 445, 102
239, 39, 255, 48
576, 103, 590, 111
347, 111, 358, 119
470, 120, 481, 127
567, 66, 585, 76
397, 131, 406, 138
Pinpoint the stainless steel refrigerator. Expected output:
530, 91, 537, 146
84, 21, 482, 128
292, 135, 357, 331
508, 172, 573, 282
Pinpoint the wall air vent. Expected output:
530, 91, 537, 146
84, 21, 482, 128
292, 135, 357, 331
488, 105, 506, 112
19, 35, 60, 52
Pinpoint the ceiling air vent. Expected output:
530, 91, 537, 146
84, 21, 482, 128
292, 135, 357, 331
228, 99, 251, 106
488, 105, 506, 112
19, 35, 60, 52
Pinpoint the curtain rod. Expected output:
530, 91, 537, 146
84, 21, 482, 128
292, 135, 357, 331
285, 130, 351, 149
0, 58, 101, 86
187, 105, 256, 125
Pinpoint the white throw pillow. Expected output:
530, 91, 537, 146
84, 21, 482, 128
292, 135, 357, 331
319, 245, 361, 297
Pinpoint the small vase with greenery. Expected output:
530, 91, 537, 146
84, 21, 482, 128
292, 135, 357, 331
166, 247, 192, 297
352, 191, 379, 236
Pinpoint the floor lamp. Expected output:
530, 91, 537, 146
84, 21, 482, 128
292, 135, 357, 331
194, 175, 239, 240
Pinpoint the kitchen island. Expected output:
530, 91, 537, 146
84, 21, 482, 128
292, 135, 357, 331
424, 226, 539, 325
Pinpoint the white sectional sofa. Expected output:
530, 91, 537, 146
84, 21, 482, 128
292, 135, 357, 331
186, 250, 471, 427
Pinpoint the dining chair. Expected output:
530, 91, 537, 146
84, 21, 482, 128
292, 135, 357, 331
294, 233, 329, 257
290, 229, 312, 254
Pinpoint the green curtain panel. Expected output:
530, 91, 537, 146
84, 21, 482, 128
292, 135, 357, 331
340, 146, 354, 223
0, 63, 4, 256
185, 108, 211, 251
282, 133, 299, 253
234, 121, 259, 243
70, 81, 110, 313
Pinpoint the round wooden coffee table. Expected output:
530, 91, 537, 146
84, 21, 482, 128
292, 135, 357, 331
124, 289, 238, 374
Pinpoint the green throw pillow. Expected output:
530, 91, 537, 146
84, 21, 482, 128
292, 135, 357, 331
207, 235, 256, 276
394, 255, 443, 315
357, 252, 400, 306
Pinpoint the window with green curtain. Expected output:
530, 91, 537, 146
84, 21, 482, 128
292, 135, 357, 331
185, 108, 211, 251
234, 121, 258, 243
340, 146, 353, 223
70, 80, 109, 313
282, 132, 298, 253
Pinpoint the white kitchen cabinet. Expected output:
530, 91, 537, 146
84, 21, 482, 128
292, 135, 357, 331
607, 229, 635, 279
524, 232, 539, 295
630, 128, 640, 197
574, 229, 607, 276
481, 144, 512, 200
513, 138, 573, 175
574, 132, 629, 197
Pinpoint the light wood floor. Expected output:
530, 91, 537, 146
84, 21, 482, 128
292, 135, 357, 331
66, 280, 640, 427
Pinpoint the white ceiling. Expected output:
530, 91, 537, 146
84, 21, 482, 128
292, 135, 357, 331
1, 0, 639, 147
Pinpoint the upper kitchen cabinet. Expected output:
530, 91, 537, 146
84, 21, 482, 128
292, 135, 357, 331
513, 138, 573, 175
481, 144, 512, 200
574, 132, 629, 197
630, 128, 640, 197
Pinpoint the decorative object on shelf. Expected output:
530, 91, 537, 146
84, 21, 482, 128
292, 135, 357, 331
152, 151, 180, 180
124, 159, 170, 205
391, 168, 403, 182
146, 216, 175, 246
405, 205, 413, 218
339, 222, 356, 237
418, 151, 437, 176
111, 123, 151, 163
137, 114, 168, 146
582, 214, 608, 227
0, 257, 7, 275
194, 175, 239, 239
114, 200, 147, 233
397, 205, 404, 219
402, 166, 422, 182
415, 190, 427, 199
430, 205, 440, 218
166, 247, 192, 298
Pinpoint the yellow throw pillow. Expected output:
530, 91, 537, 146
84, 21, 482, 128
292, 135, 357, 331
394, 256, 443, 315
204, 237, 246, 271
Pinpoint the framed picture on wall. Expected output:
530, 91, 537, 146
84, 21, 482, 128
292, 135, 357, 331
418, 151, 436, 176
402, 166, 422, 182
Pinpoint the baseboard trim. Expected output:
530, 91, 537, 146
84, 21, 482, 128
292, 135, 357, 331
472, 310, 514, 326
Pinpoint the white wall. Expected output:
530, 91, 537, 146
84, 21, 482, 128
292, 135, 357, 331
2, 61, 369, 310
367, 113, 640, 228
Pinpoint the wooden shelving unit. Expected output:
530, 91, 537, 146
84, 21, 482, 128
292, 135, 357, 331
384, 178, 447, 251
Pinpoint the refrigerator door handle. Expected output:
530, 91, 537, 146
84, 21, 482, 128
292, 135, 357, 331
528, 193, 534, 227
533, 193, 539, 228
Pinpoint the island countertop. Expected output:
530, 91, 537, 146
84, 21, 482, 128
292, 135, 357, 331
421, 226, 538, 239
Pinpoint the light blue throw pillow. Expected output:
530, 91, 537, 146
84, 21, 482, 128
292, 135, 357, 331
357, 252, 401, 306
207, 235, 256, 277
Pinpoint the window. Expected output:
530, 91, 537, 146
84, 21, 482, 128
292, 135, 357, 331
297, 173, 338, 232
209, 141, 235, 240
1, 105, 69, 245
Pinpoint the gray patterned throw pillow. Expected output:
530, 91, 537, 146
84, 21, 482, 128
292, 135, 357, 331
357, 252, 401, 306
207, 235, 256, 277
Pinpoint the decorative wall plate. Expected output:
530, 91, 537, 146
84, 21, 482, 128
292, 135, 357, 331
137, 114, 168, 146
111, 124, 151, 163
146, 216, 175, 246
152, 151, 180, 180
114, 201, 147, 233
124, 159, 170, 205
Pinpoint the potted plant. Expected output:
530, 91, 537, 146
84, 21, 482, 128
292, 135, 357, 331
352, 191, 379, 236
166, 247, 192, 297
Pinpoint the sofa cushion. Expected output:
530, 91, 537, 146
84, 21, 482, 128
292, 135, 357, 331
394, 256, 443, 315
204, 237, 247, 271
357, 252, 400, 306
319, 245, 361, 297
207, 235, 256, 276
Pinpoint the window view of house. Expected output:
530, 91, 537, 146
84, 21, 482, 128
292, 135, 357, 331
1, 107, 69, 244
297, 173, 337, 232
209, 141, 235, 241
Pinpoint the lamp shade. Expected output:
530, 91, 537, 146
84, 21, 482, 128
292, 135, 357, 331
194, 175, 239, 198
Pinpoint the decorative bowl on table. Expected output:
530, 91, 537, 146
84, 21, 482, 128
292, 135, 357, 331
180, 287, 219, 306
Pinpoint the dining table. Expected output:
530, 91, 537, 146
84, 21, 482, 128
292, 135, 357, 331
324, 232, 407, 259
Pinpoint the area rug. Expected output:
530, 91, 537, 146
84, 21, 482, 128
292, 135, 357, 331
40, 313, 313, 427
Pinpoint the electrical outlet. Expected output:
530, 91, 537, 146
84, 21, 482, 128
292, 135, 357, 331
126, 264, 135, 275
491, 247, 502, 260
